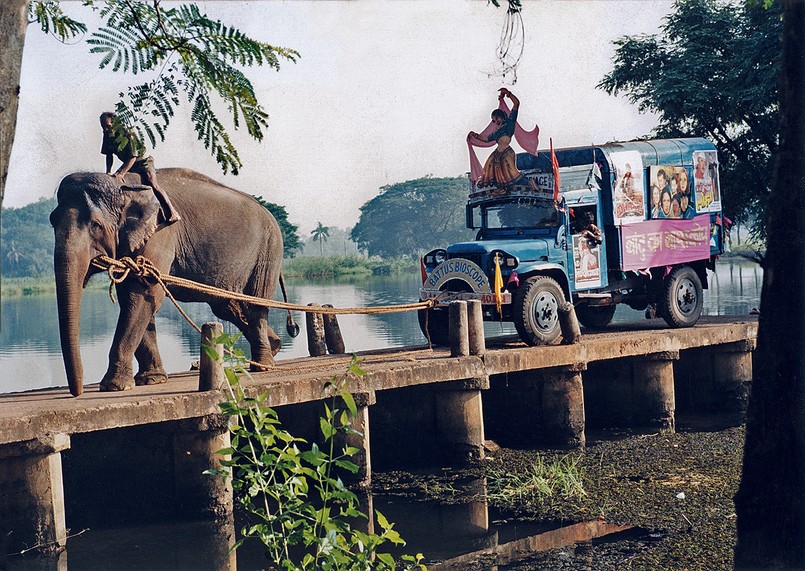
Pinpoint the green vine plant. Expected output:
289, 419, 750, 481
30, 0, 298, 175
204, 333, 426, 570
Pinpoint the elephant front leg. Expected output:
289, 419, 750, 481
100, 284, 166, 391
134, 315, 168, 386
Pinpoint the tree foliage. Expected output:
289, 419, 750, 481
252, 195, 302, 259
28, 0, 86, 41
350, 176, 475, 258
1, 196, 57, 277
31, 0, 298, 176
598, 0, 782, 238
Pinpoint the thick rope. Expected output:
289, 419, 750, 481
91, 255, 441, 315
89, 254, 446, 370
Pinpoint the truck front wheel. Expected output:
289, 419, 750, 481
513, 276, 565, 345
660, 265, 703, 328
418, 307, 450, 346
576, 304, 617, 329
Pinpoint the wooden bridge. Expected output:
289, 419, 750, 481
0, 315, 757, 559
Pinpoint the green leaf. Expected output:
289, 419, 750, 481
320, 417, 335, 440
376, 552, 395, 567
341, 390, 358, 418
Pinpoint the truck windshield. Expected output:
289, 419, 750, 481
483, 199, 559, 230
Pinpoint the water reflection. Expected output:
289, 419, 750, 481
1, 261, 762, 394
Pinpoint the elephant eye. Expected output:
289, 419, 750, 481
90, 220, 103, 233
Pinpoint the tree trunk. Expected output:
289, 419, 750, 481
0, 0, 28, 211
734, 1, 805, 567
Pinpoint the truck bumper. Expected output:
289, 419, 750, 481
420, 288, 512, 306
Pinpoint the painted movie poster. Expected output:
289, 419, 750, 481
648, 165, 695, 220
610, 150, 645, 225
692, 150, 721, 212
573, 235, 602, 288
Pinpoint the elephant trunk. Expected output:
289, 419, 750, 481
54, 215, 91, 397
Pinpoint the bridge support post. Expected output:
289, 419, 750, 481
306, 304, 327, 357
467, 300, 486, 356
0, 434, 69, 557
541, 364, 587, 448
436, 378, 488, 464
173, 416, 233, 520
333, 392, 375, 488
632, 351, 678, 432
199, 322, 225, 391
449, 301, 470, 357
712, 340, 754, 416
322, 305, 347, 354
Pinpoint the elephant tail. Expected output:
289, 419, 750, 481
280, 272, 300, 338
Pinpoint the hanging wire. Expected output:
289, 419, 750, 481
491, 0, 525, 84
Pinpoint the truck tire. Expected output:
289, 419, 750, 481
513, 275, 565, 345
576, 304, 617, 329
660, 265, 703, 328
418, 307, 450, 346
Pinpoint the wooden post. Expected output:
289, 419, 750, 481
199, 322, 225, 391
467, 300, 486, 356
306, 303, 326, 357
0, 434, 70, 556
558, 302, 581, 345
449, 301, 469, 357
322, 304, 346, 354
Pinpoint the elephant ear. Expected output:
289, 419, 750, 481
120, 185, 160, 253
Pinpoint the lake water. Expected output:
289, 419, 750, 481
0, 261, 762, 394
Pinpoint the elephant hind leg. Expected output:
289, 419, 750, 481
210, 300, 278, 370
134, 316, 168, 385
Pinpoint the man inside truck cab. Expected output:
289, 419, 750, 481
572, 210, 602, 244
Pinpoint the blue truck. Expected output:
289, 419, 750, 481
419, 137, 726, 346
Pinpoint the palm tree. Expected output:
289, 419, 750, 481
311, 222, 330, 256
6, 241, 22, 275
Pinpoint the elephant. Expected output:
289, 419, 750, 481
50, 168, 294, 397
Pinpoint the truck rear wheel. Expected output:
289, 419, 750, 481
576, 304, 617, 329
513, 275, 565, 345
660, 265, 703, 328
418, 307, 450, 346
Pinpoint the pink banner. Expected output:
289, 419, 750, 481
620, 214, 711, 270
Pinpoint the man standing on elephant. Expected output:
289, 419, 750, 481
100, 112, 181, 224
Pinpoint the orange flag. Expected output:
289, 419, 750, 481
550, 138, 561, 203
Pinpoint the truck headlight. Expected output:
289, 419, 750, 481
424, 249, 448, 267
490, 250, 519, 269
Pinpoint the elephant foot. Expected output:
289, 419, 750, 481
135, 371, 168, 386
99, 376, 135, 392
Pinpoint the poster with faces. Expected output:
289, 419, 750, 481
610, 151, 645, 225
649, 165, 695, 220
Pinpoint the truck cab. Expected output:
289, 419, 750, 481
419, 137, 725, 346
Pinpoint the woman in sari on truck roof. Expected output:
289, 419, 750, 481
469, 88, 523, 188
